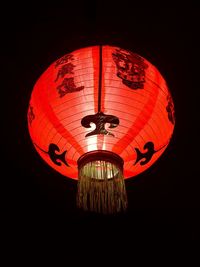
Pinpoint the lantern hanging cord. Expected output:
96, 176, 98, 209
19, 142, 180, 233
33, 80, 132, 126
98, 45, 103, 113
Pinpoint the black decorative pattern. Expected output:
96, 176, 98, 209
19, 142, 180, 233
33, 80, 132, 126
134, 141, 167, 166
55, 54, 73, 68
166, 94, 175, 125
55, 63, 74, 82
134, 142, 156, 166
57, 77, 84, 97
112, 48, 148, 89
48, 144, 69, 166
28, 105, 35, 125
34, 143, 69, 167
55, 53, 84, 97
81, 112, 119, 137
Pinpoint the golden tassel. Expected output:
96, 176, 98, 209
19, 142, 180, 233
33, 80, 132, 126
77, 160, 127, 214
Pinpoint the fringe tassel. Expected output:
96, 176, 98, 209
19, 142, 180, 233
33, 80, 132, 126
77, 160, 128, 214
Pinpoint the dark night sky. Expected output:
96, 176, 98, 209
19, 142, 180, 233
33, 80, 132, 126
2, 0, 199, 263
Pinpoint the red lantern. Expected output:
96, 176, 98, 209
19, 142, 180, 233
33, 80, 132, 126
28, 45, 175, 213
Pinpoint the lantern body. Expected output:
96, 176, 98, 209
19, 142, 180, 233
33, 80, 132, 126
28, 45, 175, 180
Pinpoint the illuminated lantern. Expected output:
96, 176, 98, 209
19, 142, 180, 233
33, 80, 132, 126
27, 45, 175, 214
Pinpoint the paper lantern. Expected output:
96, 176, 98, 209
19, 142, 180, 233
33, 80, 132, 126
27, 45, 175, 213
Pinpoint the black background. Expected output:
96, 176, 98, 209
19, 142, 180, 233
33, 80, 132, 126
3, 0, 199, 263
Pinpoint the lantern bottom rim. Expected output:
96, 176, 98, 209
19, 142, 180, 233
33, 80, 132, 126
77, 150, 124, 171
